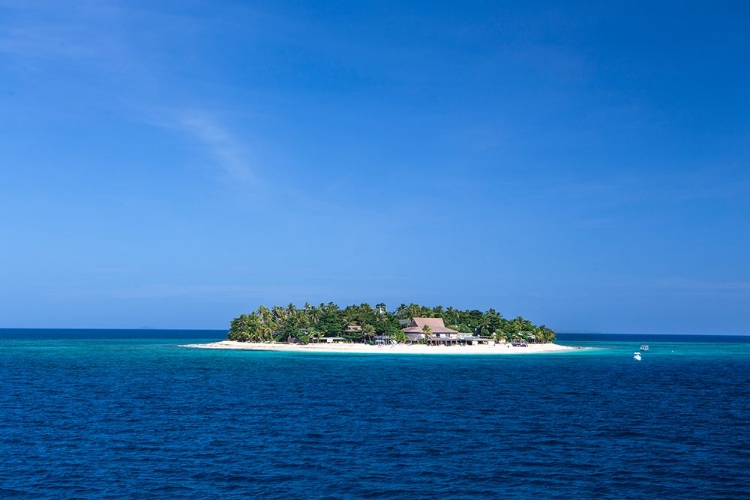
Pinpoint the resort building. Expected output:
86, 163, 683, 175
402, 317, 493, 346
343, 324, 362, 336
402, 317, 458, 343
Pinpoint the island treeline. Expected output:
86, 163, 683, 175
228, 303, 555, 344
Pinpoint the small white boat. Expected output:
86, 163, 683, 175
640, 344, 649, 351
633, 352, 642, 361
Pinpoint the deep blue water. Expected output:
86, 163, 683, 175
1, 330, 749, 499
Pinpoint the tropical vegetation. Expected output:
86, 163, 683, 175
228, 302, 556, 344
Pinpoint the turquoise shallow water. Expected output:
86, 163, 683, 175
1, 330, 749, 498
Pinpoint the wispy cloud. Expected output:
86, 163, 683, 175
1, 0, 263, 191
173, 110, 260, 184
0, 1, 381, 222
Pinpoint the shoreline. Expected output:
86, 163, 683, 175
183, 340, 580, 355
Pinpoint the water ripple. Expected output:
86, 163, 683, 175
1, 337, 749, 498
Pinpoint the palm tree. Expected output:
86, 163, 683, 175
308, 327, 324, 343
446, 306, 458, 327
272, 306, 287, 323
362, 323, 376, 343
228, 314, 252, 341
294, 309, 310, 329
422, 324, 433, 344
257, 305, 272, 326
307, 305, 320, 326
407, 303, 421, 320
477, 315, 492, 336
396, 303, 409, 319
493, 330, 508, 343
537, 325, 556, 343
287, 303, 297, 317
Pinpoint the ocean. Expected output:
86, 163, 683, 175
1, 330, 749, 499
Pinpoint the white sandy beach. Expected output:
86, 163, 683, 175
184, 341, 578, 354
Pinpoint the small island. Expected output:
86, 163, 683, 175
188, 302, 576, 354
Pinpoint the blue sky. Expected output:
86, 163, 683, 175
1, 1, 748, 333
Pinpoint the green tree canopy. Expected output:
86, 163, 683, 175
228, 302, 555, 344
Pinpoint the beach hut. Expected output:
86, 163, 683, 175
343, 324, 362, 335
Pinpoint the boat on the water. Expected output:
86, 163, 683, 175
634, 352, 642, 361
640, 344, 649, 351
